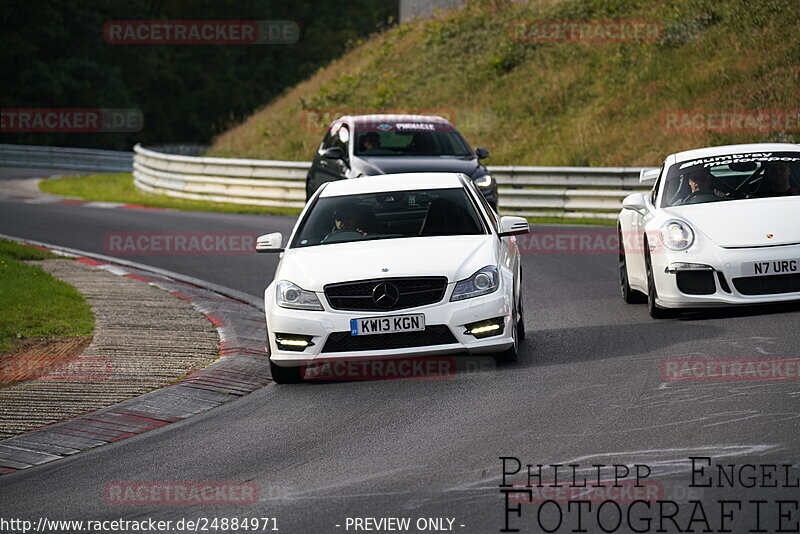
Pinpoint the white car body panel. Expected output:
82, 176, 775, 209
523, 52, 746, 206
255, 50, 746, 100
619, 143, 800, 311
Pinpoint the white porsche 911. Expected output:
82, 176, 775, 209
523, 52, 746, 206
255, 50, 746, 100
256, 172, 529, 383
619, 143, 800, 318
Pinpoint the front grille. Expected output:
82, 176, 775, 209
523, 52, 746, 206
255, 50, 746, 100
733, 274, 800, 295
324, 277, 448, 311
321, 325, 457, 353
676, 271, 716, 295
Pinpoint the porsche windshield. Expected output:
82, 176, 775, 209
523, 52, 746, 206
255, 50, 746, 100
352, 121, 471, 157
661, 151, 800, 207
291, 187, 486, 248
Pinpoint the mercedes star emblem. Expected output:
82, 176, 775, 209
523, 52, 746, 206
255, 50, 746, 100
372, 282, 400, 308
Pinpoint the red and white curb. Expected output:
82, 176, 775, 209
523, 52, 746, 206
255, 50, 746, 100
0, 238, 270, 475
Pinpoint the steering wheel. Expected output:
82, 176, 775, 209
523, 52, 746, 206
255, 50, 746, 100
320, 229, 365, 244
683, 190, 720, 204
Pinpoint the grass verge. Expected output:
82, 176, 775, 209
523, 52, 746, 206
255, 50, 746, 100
0, 241, 95, 354
39, 173, 616, 225
39, 173, 302, 216
210, 0, 798, 166
524, 216, 616, 227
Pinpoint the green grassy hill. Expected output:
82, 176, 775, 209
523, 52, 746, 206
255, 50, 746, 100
209, 0, 798, 166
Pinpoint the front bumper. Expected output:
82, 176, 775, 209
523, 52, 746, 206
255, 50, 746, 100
651, 242, 800, 308
265, 284, 513, 366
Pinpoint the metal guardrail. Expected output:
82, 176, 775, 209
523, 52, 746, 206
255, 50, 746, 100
133, 144, 309, 209
491, 166, 653, 219
0, 143, 133, 173
1, 143, 656, 218
134, 144, 654, 218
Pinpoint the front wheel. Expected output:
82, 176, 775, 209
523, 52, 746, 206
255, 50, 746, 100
619, 227, 646, 304
494, 298, 523, 364
269, 360, 304, 384
645, 249, 676, 319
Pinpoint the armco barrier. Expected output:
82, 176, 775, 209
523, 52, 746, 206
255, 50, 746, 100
491, 165, 653, 219
0, 143, 133, 173
1, 143, 656, 218
133, 144, 655, 218
133, 144, 308, 209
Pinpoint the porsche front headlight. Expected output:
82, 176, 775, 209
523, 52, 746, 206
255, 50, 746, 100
660, 220, 695, 251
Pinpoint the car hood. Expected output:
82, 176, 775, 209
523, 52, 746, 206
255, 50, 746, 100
277, 235, 496, 291
354, 155, 480, 177
663, 197, 800, 247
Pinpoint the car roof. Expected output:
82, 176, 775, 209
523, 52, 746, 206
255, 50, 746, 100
670, 142, 800, 163
339, 114, 452, 125
318, 172, 466, 197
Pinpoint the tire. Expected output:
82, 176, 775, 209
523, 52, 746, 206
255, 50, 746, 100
494, 298, 522, 364
645, 247, 676, 319
619, 227, 646, 304
269, 359, 304, 384
305, 180, 314, 201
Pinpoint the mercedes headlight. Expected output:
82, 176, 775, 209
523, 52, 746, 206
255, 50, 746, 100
451, 266, 499, 301
473, 174, 493, 188
276, 281, 323, 310
660, 220, 695, 251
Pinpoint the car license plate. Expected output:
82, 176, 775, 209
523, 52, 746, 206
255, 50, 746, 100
350, 314, 425, 336
741, 259, 800, 277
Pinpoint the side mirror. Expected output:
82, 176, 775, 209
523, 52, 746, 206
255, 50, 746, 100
475, 147, 490, 160
639, 168, 660, 183
498, 216, 529, 237
622, 193, 648, 214
321, 146, 345, 160
256, 232, 284, 253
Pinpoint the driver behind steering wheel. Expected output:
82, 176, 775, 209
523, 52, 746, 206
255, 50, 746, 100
333, 206, 368, 236
680, 167, 721, 204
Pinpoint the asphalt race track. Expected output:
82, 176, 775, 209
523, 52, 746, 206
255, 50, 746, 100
2, 171, 799, 533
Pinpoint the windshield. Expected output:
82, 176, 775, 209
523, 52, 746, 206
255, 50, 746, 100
291, 187, 486, 248
352, 120, 471, 157
661, 151, 800, 207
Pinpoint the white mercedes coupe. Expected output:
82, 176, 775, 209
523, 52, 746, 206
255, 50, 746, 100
256, 172, 529, 383
619, 143, 800, 318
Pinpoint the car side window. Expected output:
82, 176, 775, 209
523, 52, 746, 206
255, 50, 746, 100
651, 164, 665, 205
321, 124, 340, 150
333, 125, 350, 156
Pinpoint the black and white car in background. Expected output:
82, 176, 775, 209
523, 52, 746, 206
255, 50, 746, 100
619, 143, 800, 318
305, 114, 498, 209
257, 172, 529, 383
